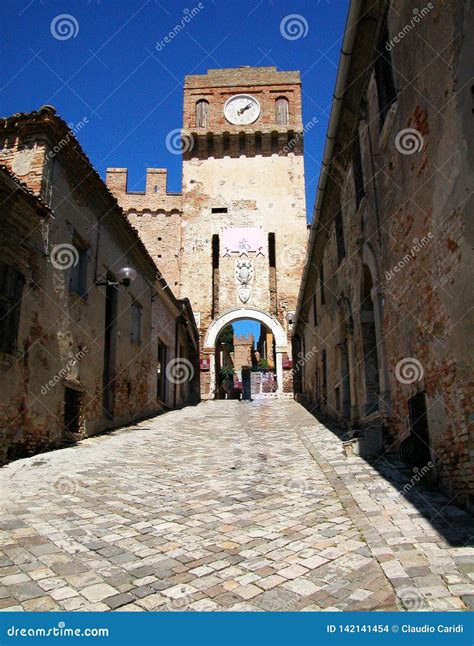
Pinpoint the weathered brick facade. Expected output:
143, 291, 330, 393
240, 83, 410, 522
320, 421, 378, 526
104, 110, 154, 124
0, 108, 199, 462
295, 1, 474, 508
108, 67, 308, 398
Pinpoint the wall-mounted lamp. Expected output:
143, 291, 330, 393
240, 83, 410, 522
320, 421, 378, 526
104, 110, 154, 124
95, 267, 138, 289
286, 311, 296, 330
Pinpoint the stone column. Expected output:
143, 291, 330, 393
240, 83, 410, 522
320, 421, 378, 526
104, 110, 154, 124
275, 348, 284, 396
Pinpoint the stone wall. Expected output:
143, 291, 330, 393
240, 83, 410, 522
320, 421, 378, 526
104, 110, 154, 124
295, 1, 474, 508
0, 109, 198, 463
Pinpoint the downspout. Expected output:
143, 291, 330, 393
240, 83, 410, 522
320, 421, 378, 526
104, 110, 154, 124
295, 0, 362, 325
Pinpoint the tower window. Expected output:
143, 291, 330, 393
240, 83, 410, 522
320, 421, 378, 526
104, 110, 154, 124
211, 207, 227, 214
352, 130, 365, 210
268, 233, 276, 268
275, 97, 289, 125
195, 99, 209, 128
374, 22, 397, 127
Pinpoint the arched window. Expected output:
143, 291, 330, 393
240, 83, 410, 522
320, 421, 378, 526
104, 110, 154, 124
196, 99, 209, 128
275, 97, 289, 125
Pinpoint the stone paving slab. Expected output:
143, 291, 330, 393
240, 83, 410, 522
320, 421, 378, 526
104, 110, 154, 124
0, 400, 473, 611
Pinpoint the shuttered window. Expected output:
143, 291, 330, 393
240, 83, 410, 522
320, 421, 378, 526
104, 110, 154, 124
196, 100, 209, 128
0, 263, 24, 354
275, 97, 289, 125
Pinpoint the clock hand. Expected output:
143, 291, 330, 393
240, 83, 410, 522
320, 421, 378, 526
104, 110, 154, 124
238, 103, 253, 115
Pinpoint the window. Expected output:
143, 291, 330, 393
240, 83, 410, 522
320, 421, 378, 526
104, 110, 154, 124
335, 209, 346, 264
268, 233, 276, 268
195, 99, 209, 128
131, 301, 142, 344
0, 262, 24, 355
374, 22, 397, 127
275, 97, 289, 125
211, 207, 227, 214
352, 131, 365, 210
312, 291, 317, 326
69, 238, 88, 298
319, 263, 326, 306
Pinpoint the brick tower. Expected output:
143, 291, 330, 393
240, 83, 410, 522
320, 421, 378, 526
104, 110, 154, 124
107, 66, 308, 399
180, 67, 307, 397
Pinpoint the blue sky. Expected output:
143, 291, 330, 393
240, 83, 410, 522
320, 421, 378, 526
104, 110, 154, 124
1, 0, 349, 340
1, 0, 349, 212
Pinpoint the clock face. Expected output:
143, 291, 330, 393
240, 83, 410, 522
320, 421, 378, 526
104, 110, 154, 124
224, 94, 260, 125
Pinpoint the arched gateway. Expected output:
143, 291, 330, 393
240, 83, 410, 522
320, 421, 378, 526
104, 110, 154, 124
203, 307, 288, 398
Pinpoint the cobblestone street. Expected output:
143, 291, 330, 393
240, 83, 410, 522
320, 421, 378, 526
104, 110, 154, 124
0, 400, 473, 612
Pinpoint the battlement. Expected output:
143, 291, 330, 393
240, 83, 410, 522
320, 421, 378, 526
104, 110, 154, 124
105, 168, 182, 214
233, 333, 255, 346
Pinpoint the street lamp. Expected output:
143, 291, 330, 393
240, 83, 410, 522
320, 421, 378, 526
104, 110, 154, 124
95, 267, 137, 289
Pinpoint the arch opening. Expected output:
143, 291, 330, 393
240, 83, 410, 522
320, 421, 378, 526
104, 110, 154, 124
203, 307, 288, 400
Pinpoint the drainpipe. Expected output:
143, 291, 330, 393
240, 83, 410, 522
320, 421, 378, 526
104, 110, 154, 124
295, 0, 362, 325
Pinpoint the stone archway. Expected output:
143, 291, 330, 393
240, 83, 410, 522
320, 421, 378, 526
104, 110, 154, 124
203, 306, 288, 399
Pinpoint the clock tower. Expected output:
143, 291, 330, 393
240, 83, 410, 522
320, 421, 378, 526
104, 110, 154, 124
180, 67, 308, 398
